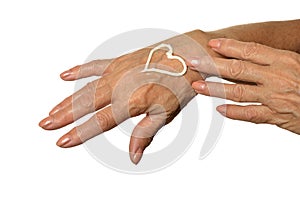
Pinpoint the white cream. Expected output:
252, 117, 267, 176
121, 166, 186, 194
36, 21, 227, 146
142, 43, 187, 77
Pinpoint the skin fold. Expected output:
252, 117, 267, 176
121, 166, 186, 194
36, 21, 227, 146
39, 20, 300, 164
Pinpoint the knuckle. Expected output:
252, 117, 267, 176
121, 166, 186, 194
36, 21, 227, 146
127, 86, 151, 115
86, 81, 97, 92
228, 59, 245, 78
232, 84, 245, 102
97, 76, 108, 88
128, 96, 143, 113
277, 117, 295, 130
96, 111, 111, 129
272, 115, 290, 127
97, 76, 113, 96
75, 82, 96, 110
244, 107, 260, 123
77, 93, 94, 110
85, 81, 97, 101
242, 42, 259, 60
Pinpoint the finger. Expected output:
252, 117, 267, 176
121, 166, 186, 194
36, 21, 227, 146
189, 56, 267, 84
185, 55, 212, 78
40, 79, 111, 130
216, 104, 274, 124
192, 80, 263, 102
49, 72, 112, 116
208, 38, 280, 65
48, 95, 72, 115
56, 106, 123, 148
129, 114, 166, 165
60, 59, 112, 81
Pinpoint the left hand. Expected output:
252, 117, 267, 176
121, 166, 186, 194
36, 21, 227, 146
39, 30, 212, 165
190, 38, 300, 134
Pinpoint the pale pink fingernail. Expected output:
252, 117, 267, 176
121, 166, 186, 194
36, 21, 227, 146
57, 137, 71, 148
60, 70, 73, 79
191, 59, 200, 67
39, 116, 53, 129
133, 153, 142, 165
209, 39, 222, 49
192, 81, 206, 91
130, 148, 143, 165
217, 105, 226, 115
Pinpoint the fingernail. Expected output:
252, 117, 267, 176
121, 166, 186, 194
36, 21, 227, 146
133, 153, 143, 165
57, 137, 71, 148
131, 148, 143, 165
39, 116, 53, 129
60, 70, 72, 79
191, 59, 200, 67
192, 81, 206, 91
217, 105, 226, 115
209, 39, 222, 49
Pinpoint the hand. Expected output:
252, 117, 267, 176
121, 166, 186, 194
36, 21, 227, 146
190, 38, 300, 134
39, 30, 211, 164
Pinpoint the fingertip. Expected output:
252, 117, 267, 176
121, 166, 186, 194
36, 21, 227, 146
128, 115, 163, 165
56, 136, 72, 148
60, 65, 81, 81
56, 128, 83, 148
129, 137, 151, 165
39, 116, 53, 130
60, 70, 74, 81
191, 82, 198, 90
192, 80, 206, 91
185, 57, 201, 68
216, 105, 227, 115
129, 147, 144, 165
208, 38, 222, 49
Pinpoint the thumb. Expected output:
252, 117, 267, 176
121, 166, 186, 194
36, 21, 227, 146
129, 114, 165, 165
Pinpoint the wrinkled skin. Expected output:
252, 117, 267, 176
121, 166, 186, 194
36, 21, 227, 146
39, 30, 213, 164
191, 38, 300, 134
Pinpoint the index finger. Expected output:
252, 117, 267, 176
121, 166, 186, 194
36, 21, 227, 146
60, 59, 113, 81
190, 56, 267, 84
209, 38, 280, 65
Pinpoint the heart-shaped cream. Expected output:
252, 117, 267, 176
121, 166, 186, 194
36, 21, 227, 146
142, 43, 187, 77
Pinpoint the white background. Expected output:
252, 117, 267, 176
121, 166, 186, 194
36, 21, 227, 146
1, 0, 299, 199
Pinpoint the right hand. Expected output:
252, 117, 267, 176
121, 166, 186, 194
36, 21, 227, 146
190, 38, 300, 135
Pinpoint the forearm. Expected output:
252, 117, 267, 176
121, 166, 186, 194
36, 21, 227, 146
208, 19, 300, 53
